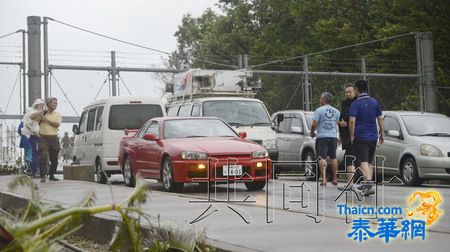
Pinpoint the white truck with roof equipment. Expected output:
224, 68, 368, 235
165, 69, 278, 160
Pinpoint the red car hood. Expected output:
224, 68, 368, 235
165, 137, 264, 155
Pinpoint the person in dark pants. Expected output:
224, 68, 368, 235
310, 92, 340, 186
349, 80, 384, 196
338, 84, 359, 190
39, 97, 62, 182
22, 99, 47, 177
18, 122, 32, 174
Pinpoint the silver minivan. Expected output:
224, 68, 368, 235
376, 111, 450, 186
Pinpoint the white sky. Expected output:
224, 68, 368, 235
0, 0, 219, 52
0, 0, 220, 147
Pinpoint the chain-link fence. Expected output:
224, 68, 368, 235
250, 33, 427, 116
0, 63, 23, 163
436, 86, 450, 116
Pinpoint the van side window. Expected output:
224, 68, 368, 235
178, 104, 191, 116
95, 106, 104, 131
191, 104, 201, 116
86, 108, 96, 132
167, 106, 179, 116
79, 111, 87, 134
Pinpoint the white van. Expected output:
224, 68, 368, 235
166, 97, 279, 160
72, 96, 166, 183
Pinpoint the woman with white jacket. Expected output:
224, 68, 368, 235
22, 99, 47, 177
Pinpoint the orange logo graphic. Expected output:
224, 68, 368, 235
407, 191, 443, 225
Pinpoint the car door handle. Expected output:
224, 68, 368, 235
137, 144, 142, 149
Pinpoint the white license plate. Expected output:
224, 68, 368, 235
223, 165, 243, 176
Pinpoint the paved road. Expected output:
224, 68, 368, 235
8, 171, 449, 251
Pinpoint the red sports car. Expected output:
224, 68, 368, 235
118, 117, 272, 191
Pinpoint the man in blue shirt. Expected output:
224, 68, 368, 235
349, 80, 384, 196
310, 92, 340, 186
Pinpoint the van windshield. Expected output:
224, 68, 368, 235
109, 104, 163, 130
203, 100, 271, 127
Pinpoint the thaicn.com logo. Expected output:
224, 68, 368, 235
337, 191, 444, 243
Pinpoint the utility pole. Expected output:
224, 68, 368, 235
111, 51, 117, 96
27, 16, 42, 105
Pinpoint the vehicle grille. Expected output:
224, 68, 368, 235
209, 154, 252, 159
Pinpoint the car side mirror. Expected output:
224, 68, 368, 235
276, 113, 284, 124
387, 130, 400, 138
239, 132, 247, 139
291, 126, 303, 134
72, 124, 79, 135
144, 133, 158, 141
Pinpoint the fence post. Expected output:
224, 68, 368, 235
361, 57, 369, 94
111, 51, 117, 96
420, 32, 438, 112
303, 56, 311, 111
237, 55, 243, 69
243, 54, 248, 70
415, 32, 424, 112
19, 29, 27, 114
27, 16, 42, 105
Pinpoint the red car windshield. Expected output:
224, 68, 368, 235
163, 119, 237, 139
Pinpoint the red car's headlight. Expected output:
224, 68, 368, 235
181, 151, 208, 160
253, 150, 268, 158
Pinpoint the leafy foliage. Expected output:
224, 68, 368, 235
174, 0, 450, 113
0, 176, 213, 252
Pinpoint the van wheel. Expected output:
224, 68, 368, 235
401, 157, 422, 186
162, 157, 183, 192
245, 181, 266, 191
123, 157, 135, 187
95, 159, 107, 184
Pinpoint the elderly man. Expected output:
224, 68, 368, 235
310, 92, 340, 186
39, 97, 62, 182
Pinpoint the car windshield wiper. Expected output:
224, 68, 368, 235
418, 133, 450, 137
228, 122, 243, 126
182, 135, 207, 138
249, 122, 271, 126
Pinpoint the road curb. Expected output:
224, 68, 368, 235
0, 191, 259, 252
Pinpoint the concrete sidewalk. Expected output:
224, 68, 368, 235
0, 175, 449, 252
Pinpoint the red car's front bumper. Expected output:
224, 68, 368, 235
171, 158, 272, 183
